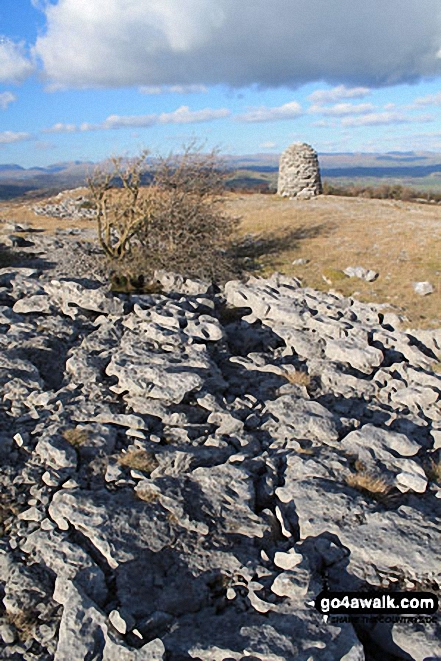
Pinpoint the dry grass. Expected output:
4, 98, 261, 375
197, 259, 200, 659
345, 471, 393, 501
431, 360, 441, 374
280, 369, 311, 388
425, 457, 441, 484
321, 267, 349, 285
63, 427, 89, 447
0, 498, 23, 537
166, 511, 180, 525
0, 190, 95, 234
118, 448, 159, 474
3, 191, 441, 326
135, 486, 160, 503
224, 193, 441, 328
6, 609, 37, 641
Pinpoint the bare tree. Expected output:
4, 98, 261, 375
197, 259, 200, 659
87, 144, 240, 283
87, 150, 151, 260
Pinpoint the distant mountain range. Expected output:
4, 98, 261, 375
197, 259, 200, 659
2, 151, 441, 200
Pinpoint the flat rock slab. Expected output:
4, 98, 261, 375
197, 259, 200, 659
263, 394, 339, 444
49, 489, 175, 568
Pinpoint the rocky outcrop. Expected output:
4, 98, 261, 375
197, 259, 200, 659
0, 265, 440, 660
33, 189, 97, 220
277, 143, 322, 199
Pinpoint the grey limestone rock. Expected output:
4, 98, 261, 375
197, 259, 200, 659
324, 337, 383, 374
12, 294, 51, 314
53, 578, 165, 661
343, 266, 378, 282
44, 279, 124, 317
262, 394, 339, 444
413, 280, 434, 296
2, 266, 441, 661
49, 488, 175, 568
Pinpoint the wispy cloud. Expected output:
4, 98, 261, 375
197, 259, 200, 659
158, 105, 229, 124
236, 101, 302, 122
0, 131, 32, 144
44, 106, 230, 133
0, 91, 16, 110
411, 91, 441, 107
309, 102, 375, 116
43, 122, 78, 134
341, 112, 434, 127
0, 39, 34, 83
308, 85, 371, 104
80, 114, 157, 131
139, 84, 208, 95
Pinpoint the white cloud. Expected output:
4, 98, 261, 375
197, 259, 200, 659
158, 105, 229, 124
139, 84, 208, 94
237, 101, 303, 122
308, 85, 371, 104
0, 40, 34, 83
33, 0, 441, 89
309, 102, 375, 116
341, 112, 434, 127
260, 141, 277, 149
0, 131, 32, 144
312, 119, 334, 128
80, 114, 157, 131
0, 91, 16, 110
412, 91, 441, 106
49, 106, 230, 133
43, 122, 77, 133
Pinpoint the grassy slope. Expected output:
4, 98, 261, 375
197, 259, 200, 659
2, 190, 441, 328
225, 193, 441, 328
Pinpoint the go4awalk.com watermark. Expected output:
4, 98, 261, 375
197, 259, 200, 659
310, 591, 439, 625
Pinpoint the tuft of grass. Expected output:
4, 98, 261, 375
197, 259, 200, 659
135, 486, 160, 503
425, 457, 441, 484
109, 272, 165, 295
321, 268, 348, 284
296, 444, 316, 455
345, 471, 393, 502
281, 368, 311, 388
431, 360, 441, 374
166, 511, 180, 525
7, 609, 37, 642
0, 499, 22, 537
63, 427, 89, 447
119, 448, 159, 474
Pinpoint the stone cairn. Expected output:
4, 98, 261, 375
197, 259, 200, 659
277, 142, 322, 199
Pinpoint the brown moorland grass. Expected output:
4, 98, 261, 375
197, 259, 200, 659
2, 191, 441, 327
118, 448, 159, 474
345, 471, 393, 502
224, 193, 441, 328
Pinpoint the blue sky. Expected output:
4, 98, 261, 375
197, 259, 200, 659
2, 0, 441, 167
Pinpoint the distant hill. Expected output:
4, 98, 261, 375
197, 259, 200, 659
2, 152, 441, 200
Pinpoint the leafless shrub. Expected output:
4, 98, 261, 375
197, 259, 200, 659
87, 150, 151, 260
88, 143, 241, 283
